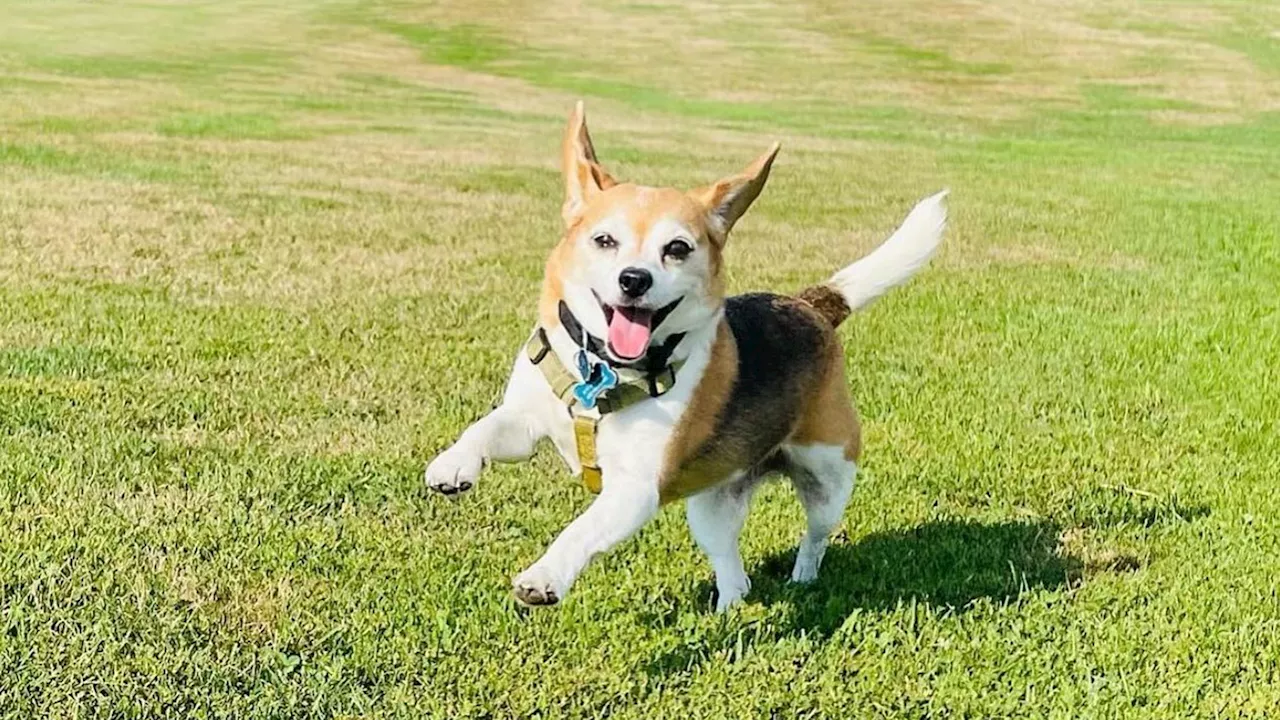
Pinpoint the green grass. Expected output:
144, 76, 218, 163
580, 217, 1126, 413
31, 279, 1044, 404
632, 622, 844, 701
1, 0, 1279, 717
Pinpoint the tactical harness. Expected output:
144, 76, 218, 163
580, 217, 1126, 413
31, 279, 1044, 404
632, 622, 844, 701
526, 302, 685, 493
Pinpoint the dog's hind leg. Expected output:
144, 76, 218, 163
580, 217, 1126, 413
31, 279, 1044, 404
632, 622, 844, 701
783, 443, 856, 583
783, 344, 860, 583
686, 473, 762, 611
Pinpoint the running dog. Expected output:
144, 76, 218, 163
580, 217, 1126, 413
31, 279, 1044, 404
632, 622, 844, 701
426, 102, 947, 610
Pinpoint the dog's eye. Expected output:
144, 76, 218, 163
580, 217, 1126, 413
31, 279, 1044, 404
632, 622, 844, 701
663, 239, 693, 261
592, 233, 617, 250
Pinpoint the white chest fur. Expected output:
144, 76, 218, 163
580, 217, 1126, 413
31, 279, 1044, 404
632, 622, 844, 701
506, 315, 719, 488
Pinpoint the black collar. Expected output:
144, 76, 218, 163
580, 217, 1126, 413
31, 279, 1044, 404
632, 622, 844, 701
558, 298, 686, 373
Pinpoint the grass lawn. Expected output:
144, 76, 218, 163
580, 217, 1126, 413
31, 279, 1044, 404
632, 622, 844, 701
1, 0, 1279, 716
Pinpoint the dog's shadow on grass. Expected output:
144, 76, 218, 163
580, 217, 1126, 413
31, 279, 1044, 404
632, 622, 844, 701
642, 519, 1085, 676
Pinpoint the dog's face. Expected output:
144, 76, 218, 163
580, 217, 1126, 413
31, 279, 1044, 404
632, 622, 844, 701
540, 102, 779, 363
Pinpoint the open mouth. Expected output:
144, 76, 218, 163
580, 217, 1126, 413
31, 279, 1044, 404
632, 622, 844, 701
602, 304, 655, 361
596, 295, 683, 362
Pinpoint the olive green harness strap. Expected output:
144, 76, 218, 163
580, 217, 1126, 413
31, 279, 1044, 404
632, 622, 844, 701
572, 416, 603, 494
525, 328, 682, 493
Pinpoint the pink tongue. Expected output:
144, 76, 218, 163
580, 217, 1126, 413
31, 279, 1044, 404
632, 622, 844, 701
607, 310, 653, 360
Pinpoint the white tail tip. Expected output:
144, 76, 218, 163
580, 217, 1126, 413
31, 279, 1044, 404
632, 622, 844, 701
828, 190, 948, 312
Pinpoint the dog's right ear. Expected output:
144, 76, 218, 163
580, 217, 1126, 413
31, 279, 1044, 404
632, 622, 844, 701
561, 101, 617, 227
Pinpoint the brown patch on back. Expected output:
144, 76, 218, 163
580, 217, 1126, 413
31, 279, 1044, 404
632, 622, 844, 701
659, 319, 738, 503
796, 284, 851, 328
788, 342, 862, 462
658, 293, 859, 503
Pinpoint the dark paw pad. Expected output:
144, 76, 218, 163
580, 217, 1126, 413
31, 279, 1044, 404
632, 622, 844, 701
514, 584, 559, 607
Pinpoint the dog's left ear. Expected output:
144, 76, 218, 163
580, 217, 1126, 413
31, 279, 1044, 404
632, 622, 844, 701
692, 142, 780, 240
561, 101, 618, 226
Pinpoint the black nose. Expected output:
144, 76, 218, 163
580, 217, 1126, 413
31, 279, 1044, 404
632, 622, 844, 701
617, 267, 653, 298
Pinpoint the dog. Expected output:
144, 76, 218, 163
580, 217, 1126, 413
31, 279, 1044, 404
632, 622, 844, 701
426, 101, 947, 611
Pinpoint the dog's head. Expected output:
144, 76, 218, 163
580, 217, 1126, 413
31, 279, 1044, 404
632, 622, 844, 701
539, 102, 779, 363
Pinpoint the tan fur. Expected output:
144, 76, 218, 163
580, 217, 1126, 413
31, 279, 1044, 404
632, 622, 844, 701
539, 183, 726, 327
560, 101, 616, 226
659, 300, 860, 502
796, 284, 853, 327
788, 341, 863, 462
538, 246, 567, 329
658, 319, 739, 503
543, 106, 776, 328
690, 143, 780, 240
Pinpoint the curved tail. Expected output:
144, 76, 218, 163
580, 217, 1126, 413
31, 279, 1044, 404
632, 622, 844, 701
799, 190, 948, 327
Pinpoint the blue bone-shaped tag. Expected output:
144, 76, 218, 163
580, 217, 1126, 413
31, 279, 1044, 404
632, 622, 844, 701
572, 350, 618, 410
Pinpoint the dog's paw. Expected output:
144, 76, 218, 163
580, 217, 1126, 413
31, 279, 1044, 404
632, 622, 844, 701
714, 577, 751, 613
425, 448, 482, 496
512, 566, 564, 607
789, 561, 820, 584
789, 543, 826, 584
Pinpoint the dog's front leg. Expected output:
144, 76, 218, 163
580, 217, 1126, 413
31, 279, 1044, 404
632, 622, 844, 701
425, 404, 543, 496
426, 352, 556, 496
512, 479, 659, 606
